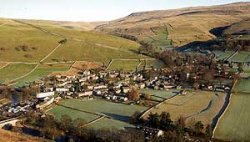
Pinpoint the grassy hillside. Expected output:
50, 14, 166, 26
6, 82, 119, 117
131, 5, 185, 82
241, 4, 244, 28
96, 2, 250, 47
0, 63, 36, 83
223, 19, 250, 36
0, 18, 146, 86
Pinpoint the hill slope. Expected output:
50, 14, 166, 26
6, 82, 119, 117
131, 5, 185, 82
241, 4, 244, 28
95, 2, 250, 46
0, 18, 146, 86
0, 129, 50, 142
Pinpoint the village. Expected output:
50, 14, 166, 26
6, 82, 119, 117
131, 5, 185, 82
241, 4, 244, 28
0, 56, 236, 122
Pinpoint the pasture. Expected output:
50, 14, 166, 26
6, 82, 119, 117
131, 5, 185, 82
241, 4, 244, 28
214, 93, 250, 141
49, 105, 99, 122
14, 64, 71, 87
143, 90, 227, 126
108, 59, 165, 72
0, 19, 150, 86
228, 51, 250, 63
213, 51, 234, 61
143, 26, 173, 52
49, 99, 148, 129
0, 19, 61, 62
44, 40, 143, 63
0, 63, 36, 83
233, 78, 250, 94
139, 89, 178, 101
108, 60, 140, 71
86, 118, 134, 130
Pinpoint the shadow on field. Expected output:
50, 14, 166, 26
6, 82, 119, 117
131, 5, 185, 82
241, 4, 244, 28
102, 112, 130, 122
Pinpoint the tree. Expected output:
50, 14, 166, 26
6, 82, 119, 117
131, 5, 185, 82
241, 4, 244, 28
203, 70, 214, 82
73, 118, 87, 137
193, 82, 200, 90
205, 125, 212, 139
147, 113, 160, 128
42, 115, 61, 140
175, 116, 186, 134
160, 112, 174, 131
60, 114, 73, 133
194, 121, 204, 134
128, 88, 140, 101
144, 93, 151, 100
129, 111, 142, 124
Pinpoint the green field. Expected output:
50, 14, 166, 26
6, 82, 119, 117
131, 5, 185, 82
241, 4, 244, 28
243, 65, 250, 74
108, 60, 140, 71
228, 51, 250, 62
45, 40, 142, 63
145, 59, 166, 68
50, 99, 148, 129
14, 64, 71, 87
108, 59, 165, 72
0, 19, 149, 86
0, 19, 61, 62
140, 89, 178, 101
144, 91, 226, 126
0, 63, 36, 83
214, 93, 250, 141
213, 50, 234, 61
233, 78, 250, 94
143, 26, 173, 52
87, 118, 134, 130
49, 105, 99, 122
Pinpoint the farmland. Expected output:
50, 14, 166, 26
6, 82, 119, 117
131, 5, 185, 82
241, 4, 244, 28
228, 51, 250, 62
213, 51, 234, 61
0, 18, 148, 86
108, 59, 165, 72
108, 60, 140, 71
0, 19, 61, 62
14, 64, 72, 87
86, 118, 134, 130
142, 26, 173, 51
233, 78, 250, 94
213, 93, 250, 141
143, 90, 227, 126
0, 63, 36, 83
49, 99, 148, 129
139, 89, 178, 101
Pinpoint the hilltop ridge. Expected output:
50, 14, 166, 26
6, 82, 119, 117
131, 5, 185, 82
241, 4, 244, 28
95, 2, 250, 46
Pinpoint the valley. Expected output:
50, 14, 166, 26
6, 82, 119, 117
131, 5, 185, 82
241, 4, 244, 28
0, 1, 250, 142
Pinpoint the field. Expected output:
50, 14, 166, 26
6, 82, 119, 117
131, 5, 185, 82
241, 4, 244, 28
140, 89, 178, 101
49, 99, 148, 129
49, 105, 99, 121
108, 60, 140, 71
14, 64, 72, 87
144, 59, 165, 68
213, 93, 250, 141
86, 118, 134, 130
142, 26, 173, 51
233, 78, 250, 94
0, 19, 61, 62
0, 63, 36, 83
0, 18, 148, 87
213, 51, 234, 61
108, 59, 165, 71
143, 90, 227, 126
228, 51, 250, 63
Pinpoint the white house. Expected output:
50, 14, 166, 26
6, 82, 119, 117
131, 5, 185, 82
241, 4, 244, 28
78, 91, 93, 97
36, 92, 54, 99
56, 88, 69, 92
